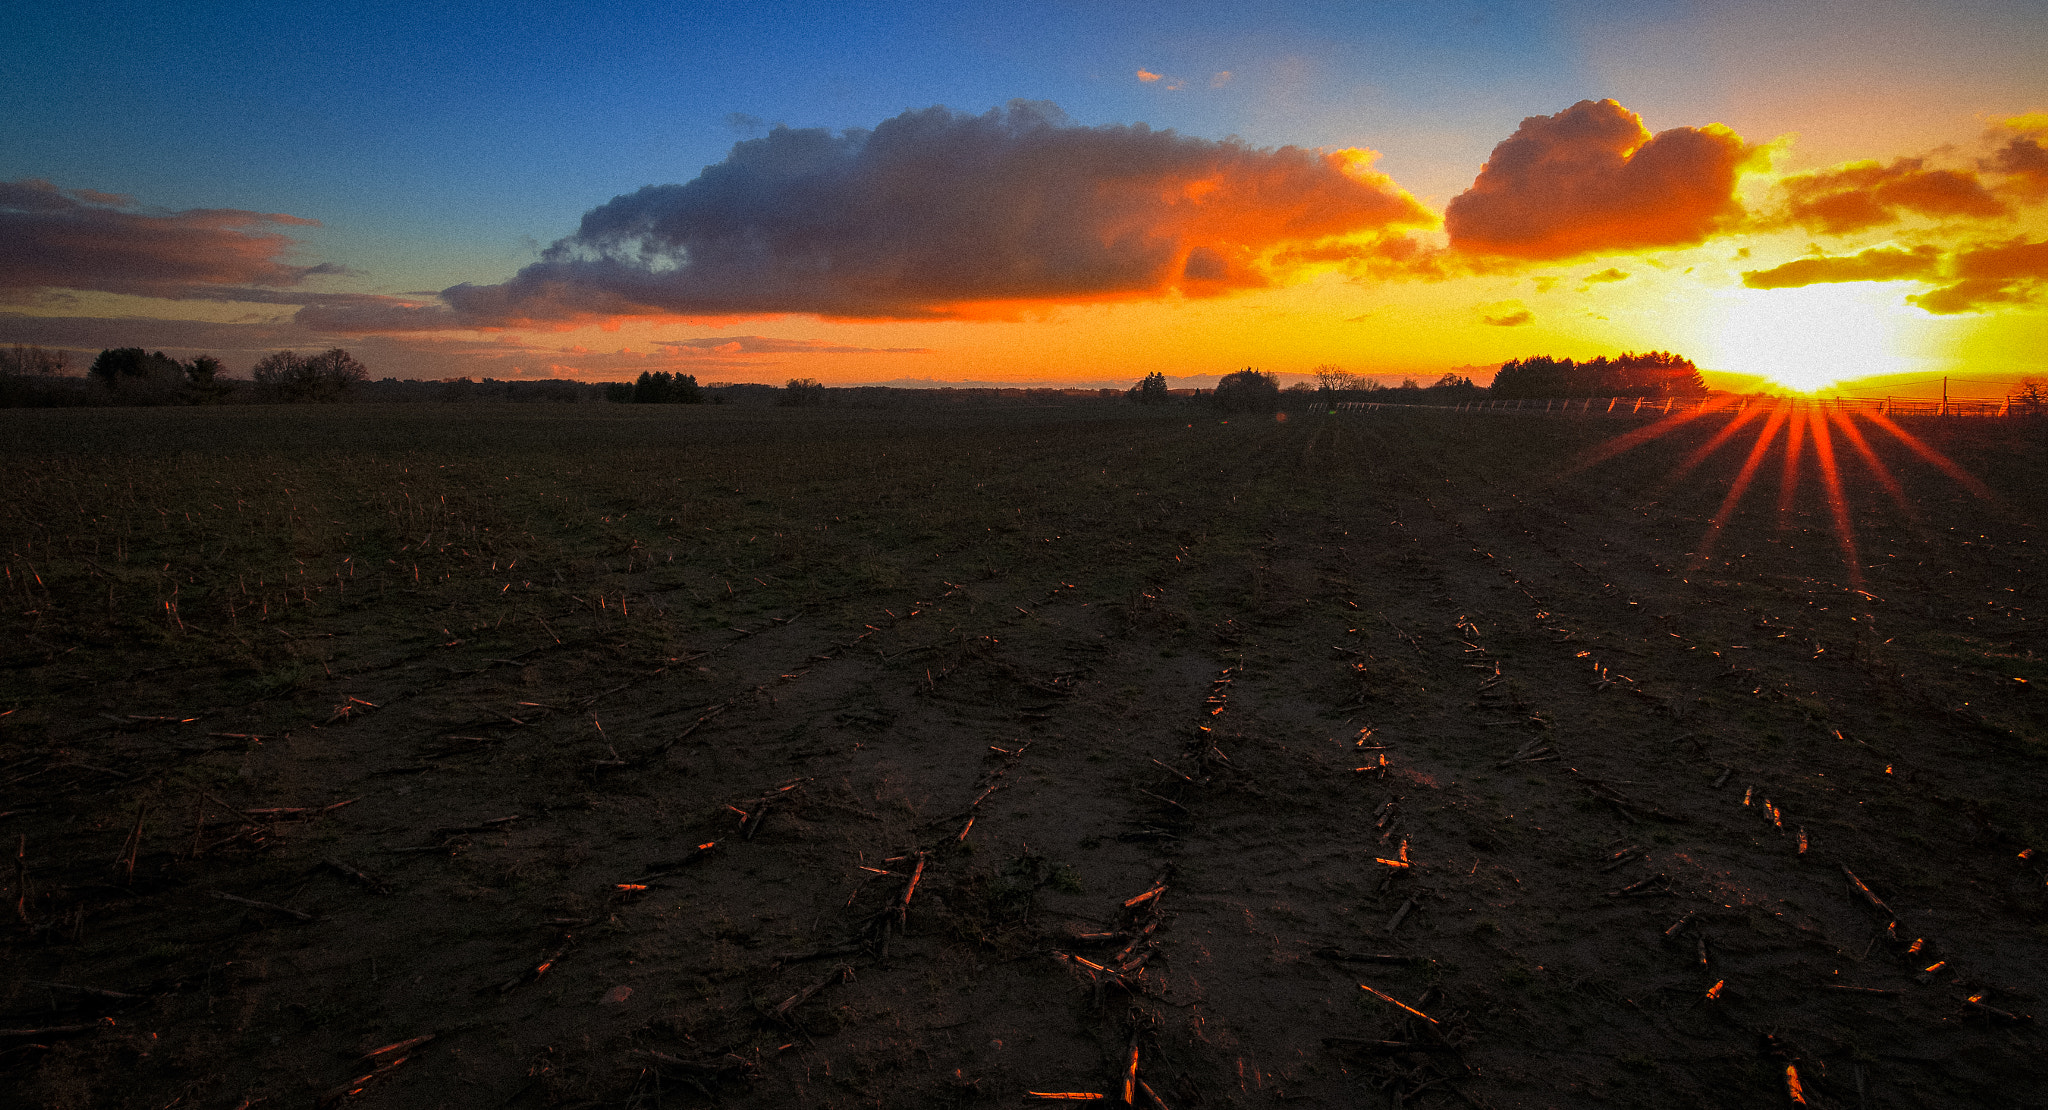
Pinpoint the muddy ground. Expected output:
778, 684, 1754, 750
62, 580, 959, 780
2, 401, 2045, 1109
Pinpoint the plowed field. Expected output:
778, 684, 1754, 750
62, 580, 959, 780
3, 402, 2044, 1109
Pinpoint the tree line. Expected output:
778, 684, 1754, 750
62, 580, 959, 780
88, 346, 370, 403
1119, 353, 1704, 413
605, 371, 705, 403
3, 343, 1714, 410
1129, 368, 1484, 412
1488, 351, 1706, 400
604, 374, 831, 407
0, 344, 378, 406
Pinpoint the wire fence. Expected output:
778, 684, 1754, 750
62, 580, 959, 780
1335, 394, 2040, 419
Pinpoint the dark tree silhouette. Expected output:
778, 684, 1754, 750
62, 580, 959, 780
1129, 371, 1169, 405
780, 377, 825, 406
1490, 350, 1705, 400
89, 348, 186, 403
2013, 377, 2048, 416
304, 348, 368, 398
1213, 368, 1280, 412
252, 348, 370, 401
0, 344, 68, 377
252, 350, 308, 400
1313, 364, 1357, 393
90, 348, 182, 386
634, 371, 703, 403
180, 354, 232, 403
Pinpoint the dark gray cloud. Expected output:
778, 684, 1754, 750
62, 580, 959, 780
303, 100, 1432, 330
0, 311, 309, 353
0, 179, 337, 300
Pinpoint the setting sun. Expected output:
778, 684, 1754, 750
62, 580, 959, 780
1707, 283, 1918, 393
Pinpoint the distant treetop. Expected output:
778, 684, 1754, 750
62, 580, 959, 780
1213, 368, 1280, 412
1489, 351, 1706, 400
1129, 371, 1170, 405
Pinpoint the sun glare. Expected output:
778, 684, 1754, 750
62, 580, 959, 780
1709, 284, 1914, 393
1570, 387, 1997, 589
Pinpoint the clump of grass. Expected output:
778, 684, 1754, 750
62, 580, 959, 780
1049, 862, 1084, 894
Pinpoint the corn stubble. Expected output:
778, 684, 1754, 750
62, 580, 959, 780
1, 401, 2045, 1108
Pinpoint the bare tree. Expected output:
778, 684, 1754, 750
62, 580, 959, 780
304, 348, 368, 399
2014, 377, 2048, 416
1312, 363, 1358, 393
253, 348, 369, 401
0, 344, 69, 377
252, 350, 309, 401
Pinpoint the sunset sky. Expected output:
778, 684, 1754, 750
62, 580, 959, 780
4, 1, 2045, 395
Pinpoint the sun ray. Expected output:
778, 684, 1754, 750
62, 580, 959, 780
1695, 401, 1792, 568
1860, 411, 1997, 502
1825, 409, 1913, 516
1805, 406, 1863, 588
1559, 395, 1742, 478
1659, 401, 1768, 489
1776, 401, 1807, 523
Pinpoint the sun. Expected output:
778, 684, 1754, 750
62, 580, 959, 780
1706, 283, 1915, 393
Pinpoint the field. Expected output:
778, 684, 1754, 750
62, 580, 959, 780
3, 401, 2046, 1109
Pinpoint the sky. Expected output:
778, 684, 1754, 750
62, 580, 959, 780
3, 0, 2046, 396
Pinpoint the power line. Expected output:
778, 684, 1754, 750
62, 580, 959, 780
1827, 375, 2016, 397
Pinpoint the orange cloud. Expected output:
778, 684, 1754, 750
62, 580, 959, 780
1479, 301, 1533, 326
307, 101, 1432, 331
1777, 158, 2008, 234
1907, 238, 2048, 314
1983, 114, 2048, 200
0, 178, 338, 301
1740, 245, 1942, 289
1137, 69, 1162, 83
1443, 99, 1755, 261
654, 335, 929, 355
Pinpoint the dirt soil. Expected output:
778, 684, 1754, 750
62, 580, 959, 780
3, 402, 2045, 1109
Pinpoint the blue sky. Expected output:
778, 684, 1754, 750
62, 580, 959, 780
6, 2, 1581, 279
